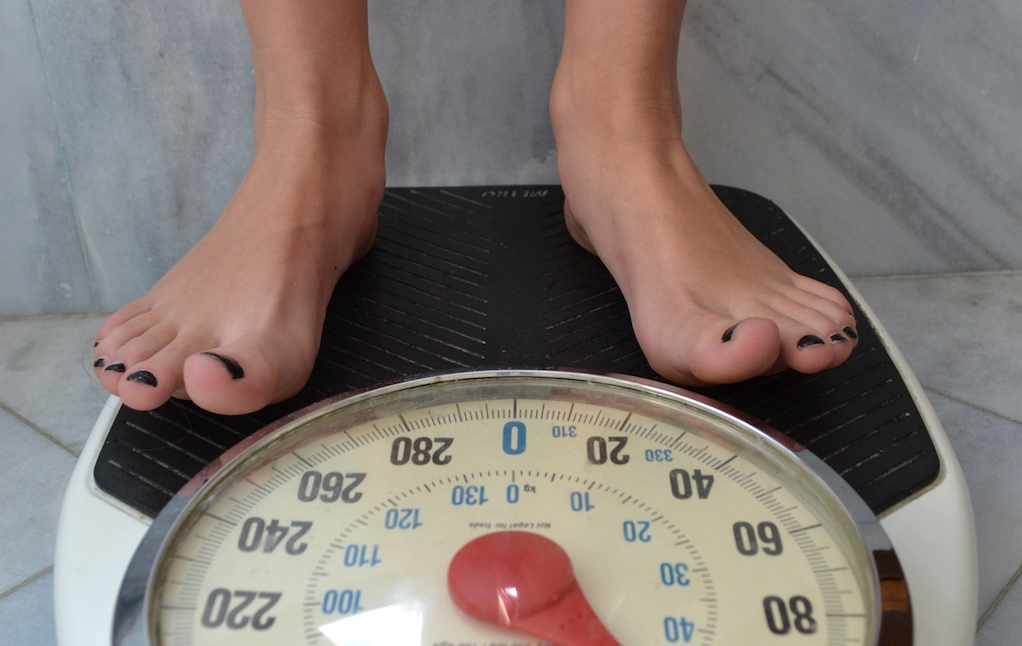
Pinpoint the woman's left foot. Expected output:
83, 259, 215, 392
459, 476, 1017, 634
550, 73, 857, 386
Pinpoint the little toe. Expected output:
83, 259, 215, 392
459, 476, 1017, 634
183, 341, 291, 415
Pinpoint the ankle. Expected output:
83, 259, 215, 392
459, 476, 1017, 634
552, 77, 684, 180
556, 55, 682, 125
253, 60, 389, 152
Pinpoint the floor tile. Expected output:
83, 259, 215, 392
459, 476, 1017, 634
6, 288, 1016, 644
0, 314, 110, 453
977, 570, 1022, 646
924, 390, 1022, 615
853, 272, 1022, 422
0, 569, 57, 646
0, 408, 75, 592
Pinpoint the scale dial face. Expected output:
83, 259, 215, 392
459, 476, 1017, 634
115, 371, 910, 646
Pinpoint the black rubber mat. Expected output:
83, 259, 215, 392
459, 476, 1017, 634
94, 185, 940, 518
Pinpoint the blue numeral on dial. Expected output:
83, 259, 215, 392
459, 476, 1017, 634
663, 616, 695, 643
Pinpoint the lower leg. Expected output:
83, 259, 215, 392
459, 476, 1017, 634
93, 0, 388, 414
552, 0, 856, 385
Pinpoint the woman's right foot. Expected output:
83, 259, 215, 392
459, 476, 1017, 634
93, 72, 388, 415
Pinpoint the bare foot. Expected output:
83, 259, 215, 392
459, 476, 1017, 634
550, 84, 857, 386
93, 87, 387, 414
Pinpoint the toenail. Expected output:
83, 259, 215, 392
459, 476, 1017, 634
93, 358, 105, 368
202, 352, 245, 379
843, 325, 858, 340
830, 333, 848, 343
127, 370, 158, 387
104, 362, 126, 373
797, 335, 825, 349
721, 324, 738, 343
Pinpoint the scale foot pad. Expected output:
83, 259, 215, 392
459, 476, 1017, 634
93, 185, 939, 517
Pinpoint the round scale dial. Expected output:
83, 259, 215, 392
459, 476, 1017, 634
115, 370, 910, 646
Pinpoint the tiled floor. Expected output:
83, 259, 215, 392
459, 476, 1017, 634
1, 272, 1020, 645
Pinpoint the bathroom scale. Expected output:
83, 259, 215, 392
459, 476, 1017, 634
54, 185, 976, 646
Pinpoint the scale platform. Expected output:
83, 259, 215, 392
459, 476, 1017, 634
55, 185, 977, 645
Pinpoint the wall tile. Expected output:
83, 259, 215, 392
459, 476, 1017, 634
28, 0, 257, 312
23, 0, 1022, 315
369, 1, 562, 187
29, 0, 563, 313
678, 0, 1022, 276
0, 0, 93, 315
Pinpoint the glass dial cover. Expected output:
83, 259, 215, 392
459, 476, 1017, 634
114, 370, 911, 646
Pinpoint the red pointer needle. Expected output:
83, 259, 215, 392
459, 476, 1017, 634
448, 531, 622, 646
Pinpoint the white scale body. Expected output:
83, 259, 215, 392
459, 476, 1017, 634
54, 198, 978, 645
55, 344, 978, 644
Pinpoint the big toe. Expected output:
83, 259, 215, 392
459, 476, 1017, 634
643, 313, 783, 386
182, 340, 306, 415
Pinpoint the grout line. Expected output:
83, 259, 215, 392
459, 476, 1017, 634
0, 565, 53, 603
0, 311, 106, 324
923, 385, 1022, 427
0, 401, 79, 459
850, 269, 1022, 282
978, 561, 1022, 630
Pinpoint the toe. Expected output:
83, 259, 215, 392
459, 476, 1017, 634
116, 368, 169, 411
94, 310, 162, 362
787, 289, 858, 369
794, 275, 854, 314
114, 342, 192, 411
98, 359, 129, 395
94, 321, 178, 400
96, 300, 152, 341
775, 316, 839, 375
183, 339, 294, 415
642, 311, 782, 386
106, 323, 179, 367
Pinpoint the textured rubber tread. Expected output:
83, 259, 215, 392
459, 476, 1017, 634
94, 185, 939, 518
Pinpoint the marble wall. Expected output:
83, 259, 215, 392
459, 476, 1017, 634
2, 0, 1020, 316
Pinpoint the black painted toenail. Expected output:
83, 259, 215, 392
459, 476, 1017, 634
830, 333, 848, 343
202, 352, 245, 379
104, 362, 126, 373
93, 358, 105, 368
127, 370, 158, 387
797, 335, 825, 349
721, 324, 738, 343
843, 326, 858, 340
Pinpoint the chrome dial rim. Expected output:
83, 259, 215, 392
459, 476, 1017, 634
114, 370, 911, 646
